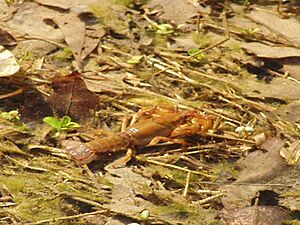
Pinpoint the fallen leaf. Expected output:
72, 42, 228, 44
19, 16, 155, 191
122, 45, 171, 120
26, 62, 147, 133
103, 167, 153, 216
219, 206, 290, 225
146, 0, 199, 25
274, 100, 300, 122
0, 29, 17, 46
237, 136, 287, 182
50, 14, 86, 69
232, 76, 300, 101
221, 136, 289, 209
34, 0, 71, 10
6, 2, 64, 55
48, 71, 99, 122
242, 42, 300, 59
83, 72, 129, 94
248, 9, 300, 46
0, 46, 20, 77
280, 140, 300, 165
80, 23, 105, 62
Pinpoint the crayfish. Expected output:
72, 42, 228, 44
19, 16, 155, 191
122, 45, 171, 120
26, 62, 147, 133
61, 107, 213, 165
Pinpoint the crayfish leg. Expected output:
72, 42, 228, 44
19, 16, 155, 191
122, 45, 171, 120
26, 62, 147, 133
148, 136, 188, 149
108, 148, 135, 168
61, 140, 99, 165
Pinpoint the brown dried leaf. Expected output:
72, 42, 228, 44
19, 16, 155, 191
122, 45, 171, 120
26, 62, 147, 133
103, 167, 153, 216
219, 206, 290, 225
0, 29, 17, 46
51, 14, 86, 69
248, 9, 300, 46
280, 140, 300, 165
242, 42, 300, 59
232, 76, 300, 101
48, 71, 99, 122
221, 136, 288, 209
6, 2, 64, 55
237, 136, 287, 182
274, 100, 300, 122
34, 0, 71, 10
146, 0, 199, 24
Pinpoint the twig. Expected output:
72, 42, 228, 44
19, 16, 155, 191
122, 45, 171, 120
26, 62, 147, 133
143, 158, 214, 178
197, 193, 223, 205
183, 171, 191, 197
24, 210, 107, 225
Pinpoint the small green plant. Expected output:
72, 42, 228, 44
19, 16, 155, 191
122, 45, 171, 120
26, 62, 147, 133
43, 116, 80, 137
0, 110, 21, 122
0, 110, 27, 131
54, 47, 73, 61
187, 48, 207, 61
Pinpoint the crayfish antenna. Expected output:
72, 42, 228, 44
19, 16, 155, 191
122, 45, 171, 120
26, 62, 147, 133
61, 140, 98, 165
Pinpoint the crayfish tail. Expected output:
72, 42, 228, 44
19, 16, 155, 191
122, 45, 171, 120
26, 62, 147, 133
61, 140, 98, 165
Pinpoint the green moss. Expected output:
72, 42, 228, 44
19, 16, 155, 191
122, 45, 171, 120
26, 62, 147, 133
114, 0, 133, 6
212, 160, 240, 180
11, 197, 65, 222
153, 202, 219, 225
90, 4, 128, 31
192, 33, 211, 49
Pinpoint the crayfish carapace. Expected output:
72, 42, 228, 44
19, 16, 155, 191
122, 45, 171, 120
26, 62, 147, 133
61, 107, 213, 165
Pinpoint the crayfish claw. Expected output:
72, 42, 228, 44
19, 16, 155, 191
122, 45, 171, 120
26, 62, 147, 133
61, 140, 98, 165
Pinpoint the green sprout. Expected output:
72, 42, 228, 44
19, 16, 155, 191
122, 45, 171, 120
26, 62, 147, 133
43, 116, 80, 137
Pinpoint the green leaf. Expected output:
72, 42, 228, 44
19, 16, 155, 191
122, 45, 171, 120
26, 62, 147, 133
61, 121, 81, 130
43, 116, 80, 133
43, 116, 61, 130
60, 116, 72, 128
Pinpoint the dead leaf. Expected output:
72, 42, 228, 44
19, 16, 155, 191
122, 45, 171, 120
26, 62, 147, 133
221, 136, 288, 209
48, 71, 99, 122
34, 0, 71, 10
237, 136, 287, 182
219, 206, 290, 225
103, 167, 153, 216
242, 42, 300, 59
232, 76, 300, 101
0, 29, 17, 46
146, 0, 199, 25
221, 185, 265, 209
248, 9, 300, 46
274, 100, 300, 122
50, 14, 86, 69
280, 140, 300, 165
84, 72, 129, 93
6, 2, 64, 55
80, 23, 105, 62
0, 46, 20, 77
